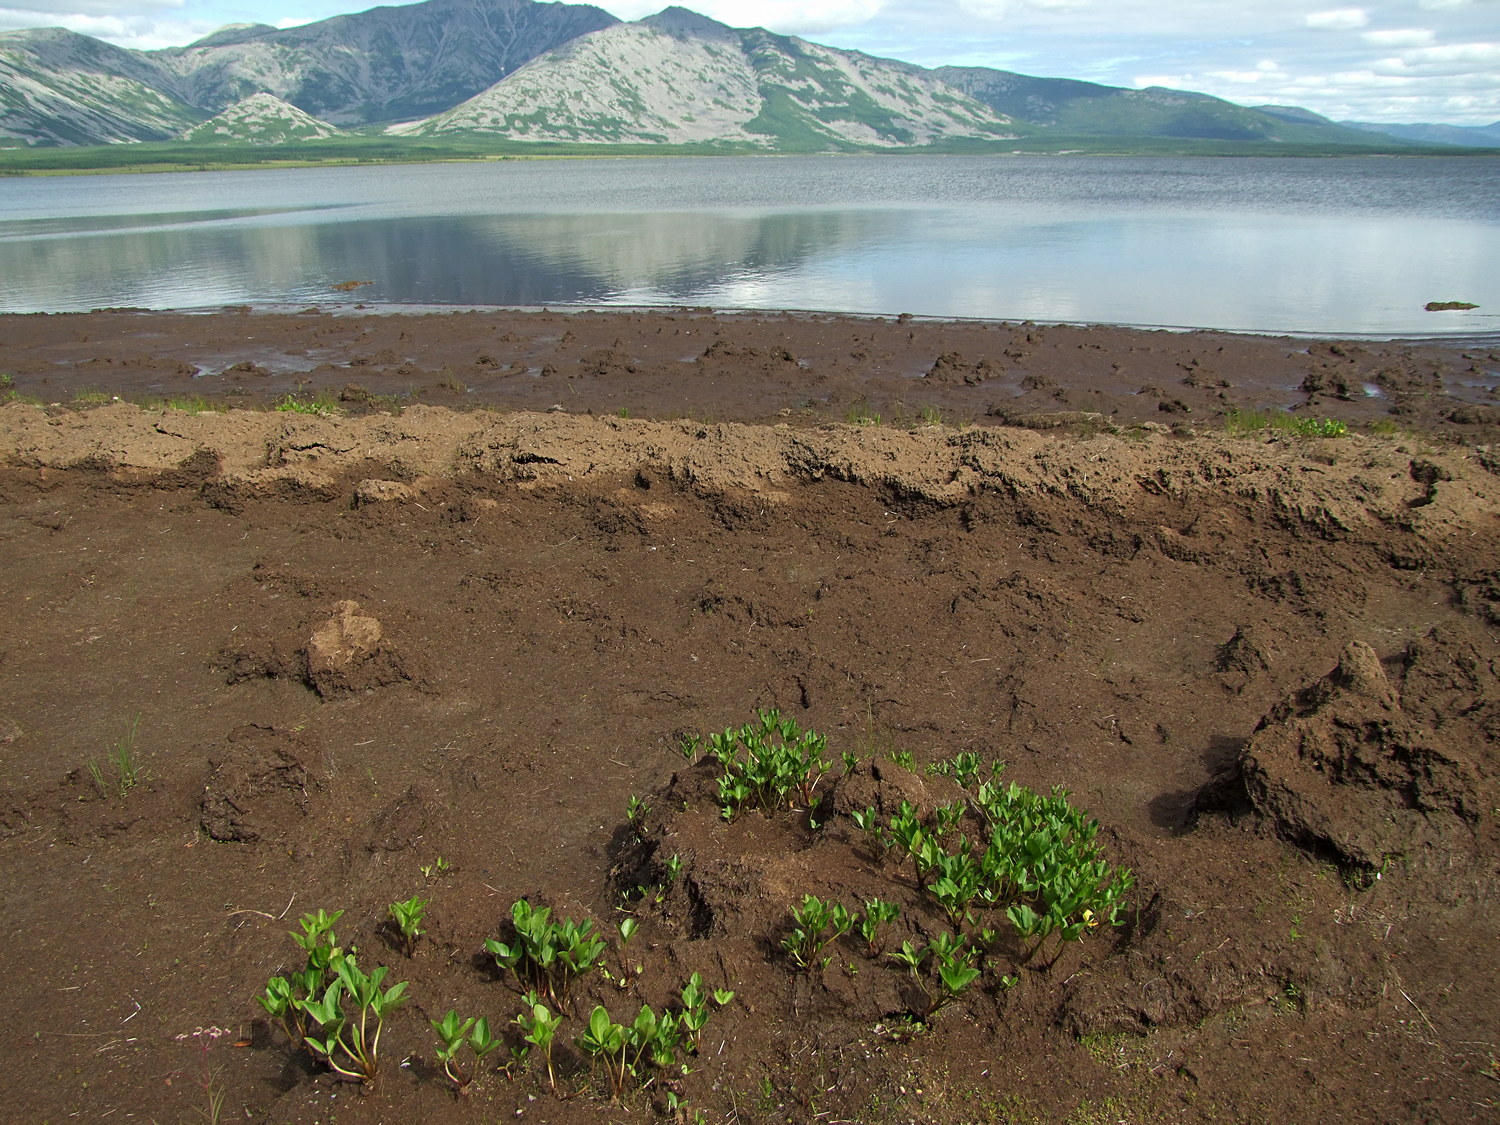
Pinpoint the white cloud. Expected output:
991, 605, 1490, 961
1374, 40, 1500, 73
0, 6, 212, 47
0, 0, 181, 13
1304, 8, 1369, 30
1362, 28, 1437, 46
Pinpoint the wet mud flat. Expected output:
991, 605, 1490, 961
1, 305, 1497, 434
0, 307, 1497, 1123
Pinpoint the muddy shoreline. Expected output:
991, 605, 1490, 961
0, 307, 1497, 1124
2, 306, 1497, 438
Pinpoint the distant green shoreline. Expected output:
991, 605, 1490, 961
1, 135, 1493, 177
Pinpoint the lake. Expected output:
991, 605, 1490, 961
0, 154, 1496, 336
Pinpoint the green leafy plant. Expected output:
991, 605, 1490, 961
781, 894, 854, 970
932, 751, 986, 790
290, 908, 344, 977
485, 898, 608, 1004
887, 749, 917, 772
297, 952, 408, 1083
577, 1005, 630, 1097
625, 794, 650, 837
1225, 408, 1348, 440
678, 971, 731, 1052
388, 894, 428, 957
684, 709, 831, 820
576, 981, 713, 1100
430, 1010, 500, 1093
516, 993, 562, 1090
858, 898, 900, 957
888, 935, 978, 1021
877, 768, 1133, 975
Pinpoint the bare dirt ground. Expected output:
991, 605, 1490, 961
0, 308, 1498, 1124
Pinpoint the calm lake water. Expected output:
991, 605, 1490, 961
0, 155, 1496, 336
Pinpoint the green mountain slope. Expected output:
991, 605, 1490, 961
935, 66, 1404, 146
179, 93, 349, 143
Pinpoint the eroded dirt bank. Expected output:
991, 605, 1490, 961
0, 352, 1498, 1123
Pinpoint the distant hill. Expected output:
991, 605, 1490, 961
935, 69, 1405, 145
1338, 119, 1500, 148
0, 0, 1478, 153
180, 93, 349, 143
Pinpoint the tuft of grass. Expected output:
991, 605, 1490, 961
846, 400, 882, 426
273, 392, 338, 416
90, 713, 146, 797
1424, 300, 1478, 311
1225, 408, 1347, 439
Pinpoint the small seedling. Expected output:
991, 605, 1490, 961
663, 854, 684, 884
388, 895, 428, 957
696, 709, 831, 819
626, 794, 650, 837
515, 993, 561, 1090
273, 393, 334, 416
291, 908, 344, 976
887, 749, 917, 772
430, 1010, 499, 1093
782, 894, 854, 970
419, 856, 451, 879
933, 751, 984, 789
858, 898, 900, 957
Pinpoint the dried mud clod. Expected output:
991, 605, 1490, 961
199, 723, 318, 844
306, 599, 415, 699
1236, 639, 1491, 881
1214, 623, 1274, 693
219, 598, 422, 700
924, 351, 1001, 385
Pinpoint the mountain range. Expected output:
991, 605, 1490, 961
0, 0, 1486, 152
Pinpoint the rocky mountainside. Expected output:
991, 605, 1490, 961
399, 7, 1012, 147
0, 0, 1452, 151
179, 93, 349, 143
151, 0, 619, 125
0, 27, 202, 145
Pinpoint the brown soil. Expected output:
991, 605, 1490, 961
1, 308, 1498, 1124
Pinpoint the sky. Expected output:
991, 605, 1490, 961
1, 0, 1496, 124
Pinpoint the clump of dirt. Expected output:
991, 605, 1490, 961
1240, 641, 1486, 870
924, 351, 1001, 384
217, 596, 421, 699
199, 723, 318, 843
